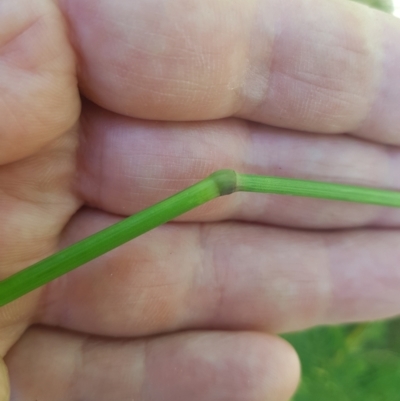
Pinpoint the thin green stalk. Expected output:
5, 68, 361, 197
1, 169, 400, 307
236, 174, 400, 207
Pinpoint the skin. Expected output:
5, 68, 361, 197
0, 0, 400, 399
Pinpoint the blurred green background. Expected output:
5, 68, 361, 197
352, 0, 393, 12
285, 320, 400, 400
285, 1, 398, 400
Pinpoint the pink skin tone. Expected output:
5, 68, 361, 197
1, 0, 400, 399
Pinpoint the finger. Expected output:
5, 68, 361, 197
6, 326, 299, 401
0, 0, 79, 164
77, 103, 400, 229
61, 0, 400, 143
39, 210, 400, 336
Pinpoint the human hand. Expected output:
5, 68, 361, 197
1, 0, 400, 399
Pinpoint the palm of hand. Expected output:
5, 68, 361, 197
1, 0, 400, 400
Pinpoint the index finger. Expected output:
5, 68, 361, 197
60, 0, 400, 143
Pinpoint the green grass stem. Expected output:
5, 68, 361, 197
1, 169, 400, 307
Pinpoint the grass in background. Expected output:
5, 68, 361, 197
352, 0, 394, 12
285, 319, 400, 400
285, 1, 398, 400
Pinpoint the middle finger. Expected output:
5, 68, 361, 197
78, 102, 400, 229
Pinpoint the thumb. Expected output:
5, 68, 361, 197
0, 0, 79, 165
0, 360, 9, 401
